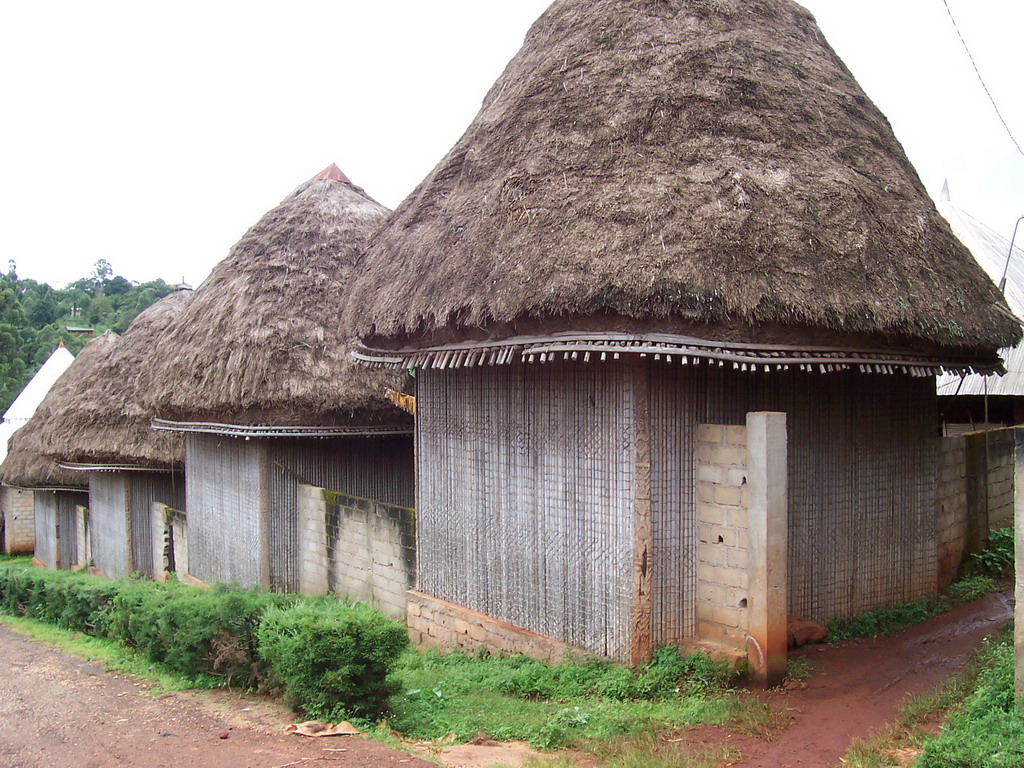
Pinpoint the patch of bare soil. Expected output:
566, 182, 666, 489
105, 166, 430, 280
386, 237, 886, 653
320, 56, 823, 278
0, 625, 433, 768
417, 740, 543, 768
701, 590, 1013, 768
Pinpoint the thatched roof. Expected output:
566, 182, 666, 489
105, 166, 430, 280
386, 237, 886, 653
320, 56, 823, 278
0, 332, 119, 490
38, 292, 192, 469
143, 165, 411, 429
349, 0, 1020, 365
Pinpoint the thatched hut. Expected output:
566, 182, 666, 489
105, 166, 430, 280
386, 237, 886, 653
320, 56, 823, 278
39, 291, 192, 579
0, 343, 75, 554
349, 0, 1021, 662
0, 333, 120, 569
143, 165, 414, 592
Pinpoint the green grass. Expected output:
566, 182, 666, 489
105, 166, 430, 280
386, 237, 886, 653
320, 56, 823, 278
0, 554, 33, 568
0, 613, 221, 693
837, 627, 1019, 768
827, 575, 1001, 644
380, 645, 758, 751
918, 628, 1024, 768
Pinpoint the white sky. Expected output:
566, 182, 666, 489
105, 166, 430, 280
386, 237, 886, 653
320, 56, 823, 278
2, 0, 1022, 289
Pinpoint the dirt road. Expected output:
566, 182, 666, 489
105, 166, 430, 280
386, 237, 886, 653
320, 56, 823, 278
720, 590, 1013, 767
0, 590, 1010, 768
0, 625, 433, 768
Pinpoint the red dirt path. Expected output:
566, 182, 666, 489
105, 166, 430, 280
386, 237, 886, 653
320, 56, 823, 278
708, 590, 1013, 768
0, 624, 433, 768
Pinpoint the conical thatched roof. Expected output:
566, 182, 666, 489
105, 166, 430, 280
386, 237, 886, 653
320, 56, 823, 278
349, 0, 1020, 366
143, 166, 411, 429
0, 332, 119, 490
39, 291, 192, 469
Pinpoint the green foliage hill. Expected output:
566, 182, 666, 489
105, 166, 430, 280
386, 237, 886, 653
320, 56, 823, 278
0, 259, 175, 413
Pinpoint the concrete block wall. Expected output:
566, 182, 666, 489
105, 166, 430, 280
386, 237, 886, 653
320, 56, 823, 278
694, 424, 750, 651
75, 505, 90, 569
936, 436, 969, 589
2, 487, 35, 554
936, 427, 1015, 589
985, 429, 1015, 528
150, 503, 189, 580
298, 484, 415, 620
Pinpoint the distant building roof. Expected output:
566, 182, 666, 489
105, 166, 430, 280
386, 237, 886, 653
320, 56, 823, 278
937, 189, 1024, 397
0, 345, 75, 463
65, 326, 94, 334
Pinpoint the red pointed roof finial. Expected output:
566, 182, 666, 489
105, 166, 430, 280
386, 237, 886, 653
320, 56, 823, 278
57, 340, 65, 348
312, 163, 351, 183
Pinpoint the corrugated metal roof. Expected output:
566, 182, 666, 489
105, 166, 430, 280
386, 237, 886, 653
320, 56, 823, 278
936, 195, 1024, 397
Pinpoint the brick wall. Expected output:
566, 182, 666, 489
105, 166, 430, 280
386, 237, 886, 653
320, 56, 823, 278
298, 484, 415, 620
407, 590, 588, 661
2, 487, 35, 554
694, 424, 750, 651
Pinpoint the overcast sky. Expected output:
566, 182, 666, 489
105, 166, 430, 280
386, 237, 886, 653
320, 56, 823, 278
2, 0, 1022, 289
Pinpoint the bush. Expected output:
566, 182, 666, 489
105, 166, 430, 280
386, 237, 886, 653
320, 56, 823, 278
0, 563, 405, 720
971, 527, 1014, 579
257, 598, 409, 721
107, 581, 289, 686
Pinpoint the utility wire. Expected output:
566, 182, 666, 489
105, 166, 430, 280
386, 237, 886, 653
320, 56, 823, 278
942, 0, 1024, 160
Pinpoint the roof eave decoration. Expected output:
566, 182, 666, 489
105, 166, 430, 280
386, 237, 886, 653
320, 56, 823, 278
58, 462, 181, 474
353, 331, 1003, 377
150, 419, 413, 439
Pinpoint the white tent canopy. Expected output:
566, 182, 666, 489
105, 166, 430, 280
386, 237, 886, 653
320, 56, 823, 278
936, 185, 1024, 399
0, 345, 75, 463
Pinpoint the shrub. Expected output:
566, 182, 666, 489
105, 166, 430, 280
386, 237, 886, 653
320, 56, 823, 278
107, 581, 288, 686
971, 527, 1014, 579
257, 598, 409, 721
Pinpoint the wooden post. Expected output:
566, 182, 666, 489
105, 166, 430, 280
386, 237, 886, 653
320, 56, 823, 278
746, 412, 788, 687
258, 441, 272, 590
1014, 427, 1024, 697
123, 474, 134, 573
631, 363, 653, 667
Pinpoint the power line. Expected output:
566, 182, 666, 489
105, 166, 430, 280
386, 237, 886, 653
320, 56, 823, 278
942, 0, 1024, 160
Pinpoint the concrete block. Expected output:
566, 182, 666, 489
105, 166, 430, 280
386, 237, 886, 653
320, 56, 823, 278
696, 424, 725, 444
698, 542, 725, 566
726, 507, 748, 529
725, 425, 747, 447
712, 605, 743, 629
727, 548, 748, 569
712, 445, 746, 467
726, 468, 747, 487
714, 486, 742, 507
697, 503, 725, 526
696, 464, 728, 485
711, 526, 737, 547
697, 621, 727, 644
